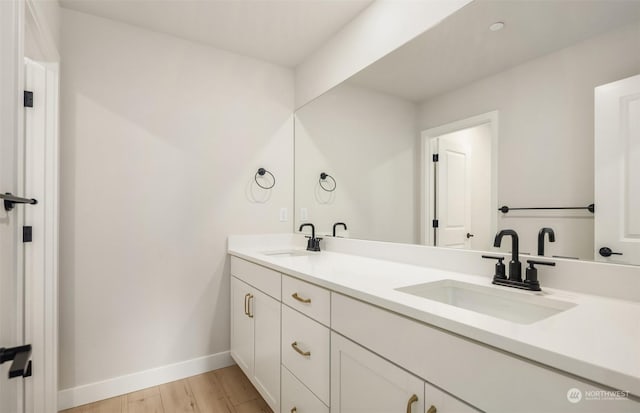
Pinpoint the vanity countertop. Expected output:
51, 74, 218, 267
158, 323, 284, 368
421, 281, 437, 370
228, 239, 640, 397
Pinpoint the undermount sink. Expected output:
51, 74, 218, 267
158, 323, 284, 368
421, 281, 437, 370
395, 279, 576, 324
262, 249, 314, 257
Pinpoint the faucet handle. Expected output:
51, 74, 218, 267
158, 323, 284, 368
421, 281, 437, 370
524, 259, 555, 291
482, 255, 506, 280
526, 259, 556, 267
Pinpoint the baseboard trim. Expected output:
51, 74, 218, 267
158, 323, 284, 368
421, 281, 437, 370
58, 351, 235, 411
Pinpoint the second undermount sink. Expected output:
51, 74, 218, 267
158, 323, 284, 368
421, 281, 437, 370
262, 249, 315, 257
395, 279, 576, 324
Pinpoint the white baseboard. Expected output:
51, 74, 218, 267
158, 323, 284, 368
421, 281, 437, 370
57, 351, 235, 411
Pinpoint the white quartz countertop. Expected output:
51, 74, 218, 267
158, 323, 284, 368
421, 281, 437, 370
228, 243, 640, 397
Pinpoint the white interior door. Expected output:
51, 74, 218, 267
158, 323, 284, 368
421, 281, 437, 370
435, 137, 471, 248
595, 74, 640, 265
0, 120, 25, 413
1, 1, 25, 410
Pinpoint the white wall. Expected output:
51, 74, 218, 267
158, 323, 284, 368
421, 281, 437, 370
295, 83, 417, 243
418, 21, 640, 260
59, 8, 294, 394
30, 0, 61, 50
294, 0, 471, 108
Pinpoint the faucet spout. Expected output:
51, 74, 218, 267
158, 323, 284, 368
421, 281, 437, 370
493, 229, 521, 282
537, 227, 555, 256
299, 223, 315, 239
333, 222, 347, 237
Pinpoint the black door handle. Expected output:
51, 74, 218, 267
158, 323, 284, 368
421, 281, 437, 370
599, 247, 623, 257
0, 344, 32, 378
466, 233, 474, 238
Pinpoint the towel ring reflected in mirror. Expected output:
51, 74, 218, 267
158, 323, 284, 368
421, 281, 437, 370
255, 167, 275, 190
319, 172, 336, 192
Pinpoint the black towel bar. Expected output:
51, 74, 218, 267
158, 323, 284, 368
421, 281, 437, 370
498, 204, 594, 214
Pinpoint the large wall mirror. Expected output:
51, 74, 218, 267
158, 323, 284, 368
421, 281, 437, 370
294, 0, 640, 264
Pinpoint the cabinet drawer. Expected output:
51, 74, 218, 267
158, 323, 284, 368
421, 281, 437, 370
230, 256, 281, 300
282, 305, 330, 404
282, 275, 330, 326
282, 365, 329, 413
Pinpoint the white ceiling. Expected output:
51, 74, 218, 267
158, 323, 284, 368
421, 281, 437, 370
60, 0, 374, 67
348, 0, 640, 102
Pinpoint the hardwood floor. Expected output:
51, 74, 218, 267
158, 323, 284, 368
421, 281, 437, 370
60, 366, 273, 413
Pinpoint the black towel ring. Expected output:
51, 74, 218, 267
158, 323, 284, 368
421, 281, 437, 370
319, 172, 336, 192
255, 168, 275, 190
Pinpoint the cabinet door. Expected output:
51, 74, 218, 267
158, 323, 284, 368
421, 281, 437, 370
331, 333, 424, 413
252, 289, 281, 412
230, 276, 253, 375
425, 382, 479, 413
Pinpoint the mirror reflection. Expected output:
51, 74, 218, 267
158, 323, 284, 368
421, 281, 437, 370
294, 0, 640, 263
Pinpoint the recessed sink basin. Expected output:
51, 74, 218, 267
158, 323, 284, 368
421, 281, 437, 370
395, 279, 576, 324
262, 249, 314, 257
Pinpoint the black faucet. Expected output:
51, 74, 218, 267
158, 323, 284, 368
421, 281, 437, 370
490, 229, 554, 291
332, 222, 347, 237
537, 227, 555, 256
493, 229, 521, 282
299, 223, 322, 252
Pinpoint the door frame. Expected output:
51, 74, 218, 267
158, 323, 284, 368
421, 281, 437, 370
419, 111, 499, 246
2, 0, 59, 411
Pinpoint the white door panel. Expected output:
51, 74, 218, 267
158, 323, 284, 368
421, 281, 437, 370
595, 74, 640, 264
437, 138, 471, 248
1, 1, 25, 408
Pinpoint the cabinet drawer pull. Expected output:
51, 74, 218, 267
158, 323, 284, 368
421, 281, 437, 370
291, 408, 297, 413
426, 405, 437, 413
292, 292, 311, 304
406, 394, 418, 413
291, 341, 311, 357
244, 293, 250, 316
247, 294, 254, 318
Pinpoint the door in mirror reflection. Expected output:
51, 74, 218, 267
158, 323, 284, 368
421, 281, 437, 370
423, 114, 496, 252
595, 73, 640, 265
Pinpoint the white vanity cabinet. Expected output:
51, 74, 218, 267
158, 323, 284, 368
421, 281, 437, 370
228, 254, 639, 413
331, 332, 425, 413
230, 258, 281, 412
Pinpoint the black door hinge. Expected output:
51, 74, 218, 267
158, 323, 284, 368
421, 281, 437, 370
23, 226, 32, 243
432, 154, 439, 162
24, 91, 33, 108
0, 344, 32, 379
432, 219, 439, 228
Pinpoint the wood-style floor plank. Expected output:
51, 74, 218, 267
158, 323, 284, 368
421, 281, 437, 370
215, 366, 259, 406
230, 398, 272, 413
188, 371, 232, 413
59, 365, 271, 413
158, 379, 200, 413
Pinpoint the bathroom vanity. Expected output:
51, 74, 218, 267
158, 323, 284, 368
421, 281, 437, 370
228, 234, 640, 413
